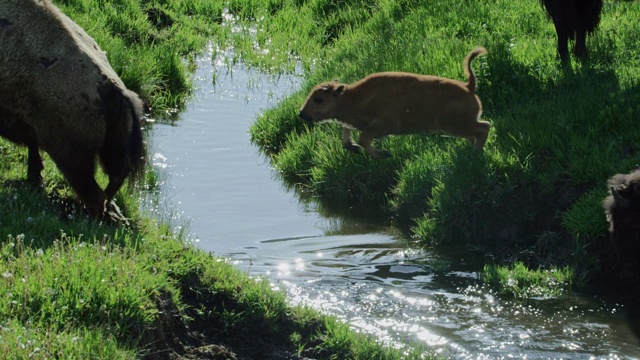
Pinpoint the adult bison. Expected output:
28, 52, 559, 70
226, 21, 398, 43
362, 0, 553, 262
603, 169, 640, 264
0, 0, 146, 217
538, 0, 603, 62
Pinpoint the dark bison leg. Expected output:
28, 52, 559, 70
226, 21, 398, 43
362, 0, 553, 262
552, 22, 570, 62
0, 109, 44, 186
573, 27, 588, 59
100, 113, 130, 202
101, 144, 129, 202
26, 144, 44, 186
49, 145, 106, 217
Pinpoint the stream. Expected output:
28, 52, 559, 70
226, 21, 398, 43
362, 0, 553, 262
141, 46, 640, 359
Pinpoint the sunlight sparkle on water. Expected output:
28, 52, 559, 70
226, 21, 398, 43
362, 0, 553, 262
275, 258, 305, 276
152, 152, 169, 169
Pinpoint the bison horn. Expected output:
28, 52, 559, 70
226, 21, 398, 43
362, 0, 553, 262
611, 187, 631, 208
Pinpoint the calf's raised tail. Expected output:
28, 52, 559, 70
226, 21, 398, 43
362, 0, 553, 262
464, 47, 488, 93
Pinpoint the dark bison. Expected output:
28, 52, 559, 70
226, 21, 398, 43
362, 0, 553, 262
0, 0, 146, 217
603, 169, 640, 262
538, 0, 603, 61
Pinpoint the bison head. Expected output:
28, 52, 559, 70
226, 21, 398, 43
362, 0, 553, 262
607, 170, 640, 210
299, 80, 345, 124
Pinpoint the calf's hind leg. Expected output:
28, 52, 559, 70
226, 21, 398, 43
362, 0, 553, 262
358, 131, 390, 159
470, 121, 490, 150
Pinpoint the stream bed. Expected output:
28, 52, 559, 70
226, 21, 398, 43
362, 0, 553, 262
142, 47, 640, 359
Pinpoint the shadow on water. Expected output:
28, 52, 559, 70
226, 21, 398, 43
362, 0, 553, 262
140, 45, 640, 358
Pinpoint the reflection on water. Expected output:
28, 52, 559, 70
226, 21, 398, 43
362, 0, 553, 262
142, 46, 640, 358
242, 236, 640, 359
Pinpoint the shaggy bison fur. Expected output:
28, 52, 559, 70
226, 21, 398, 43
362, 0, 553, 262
0, 0, 146, 217
538, 0, 603, 61
603, 169, 640, 265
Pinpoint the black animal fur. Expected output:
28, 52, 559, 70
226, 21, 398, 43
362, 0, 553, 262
538, 0, 603, 61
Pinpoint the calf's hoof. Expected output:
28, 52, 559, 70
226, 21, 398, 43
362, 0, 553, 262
343, 143, 363, 154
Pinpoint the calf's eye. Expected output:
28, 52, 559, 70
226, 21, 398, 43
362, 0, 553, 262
313, 97, 323, 104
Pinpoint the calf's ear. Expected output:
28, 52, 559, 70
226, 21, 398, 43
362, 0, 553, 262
334, 85, 345, 95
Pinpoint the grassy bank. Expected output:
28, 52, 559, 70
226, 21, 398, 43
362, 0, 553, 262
0, 191, 425, 358
0, 0, 431, 358
248, 0, 640, 294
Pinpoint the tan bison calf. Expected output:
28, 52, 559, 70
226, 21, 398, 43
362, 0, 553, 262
299, 47, 490, 159
0, 0, 146, 217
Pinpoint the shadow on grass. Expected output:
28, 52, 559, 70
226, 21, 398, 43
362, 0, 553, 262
0, 178, 142, 251
436, 42, 640, 333
435, 40, 640, 245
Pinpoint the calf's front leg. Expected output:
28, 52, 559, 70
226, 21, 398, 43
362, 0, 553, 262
341, 127, 362, 153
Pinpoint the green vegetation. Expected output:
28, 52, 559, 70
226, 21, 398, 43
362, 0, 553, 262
483, 262, 574, 299
54, 0, 226, 111
0, 0, 434, 358
248, 0, 640, 296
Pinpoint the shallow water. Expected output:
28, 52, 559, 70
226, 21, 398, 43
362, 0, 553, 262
143, 48, 640, 359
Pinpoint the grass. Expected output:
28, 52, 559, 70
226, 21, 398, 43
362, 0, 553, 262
483, 262, 574, 299
0, 0, 434, 358
248, 0, 640, 296
53, 0, 225, 112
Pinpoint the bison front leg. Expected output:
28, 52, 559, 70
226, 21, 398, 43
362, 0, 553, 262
26, 144, 44, 187
341, 127, 362, 153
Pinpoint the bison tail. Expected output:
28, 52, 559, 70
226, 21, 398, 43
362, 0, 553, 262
464, 46, 488, 93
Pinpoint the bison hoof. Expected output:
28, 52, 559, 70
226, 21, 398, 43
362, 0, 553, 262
370, 149, 391, 159
343, 143, 363, 154
103, 201, 131, 227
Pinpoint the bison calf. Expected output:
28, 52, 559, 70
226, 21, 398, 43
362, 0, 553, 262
0, 0, 146, 217
298, 47, 490, 159
539, 0, 603, 62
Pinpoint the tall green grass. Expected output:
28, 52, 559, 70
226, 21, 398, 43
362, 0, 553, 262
483, 262, 574, 299
249, 0, 640, 290
53, 0, 225, 111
